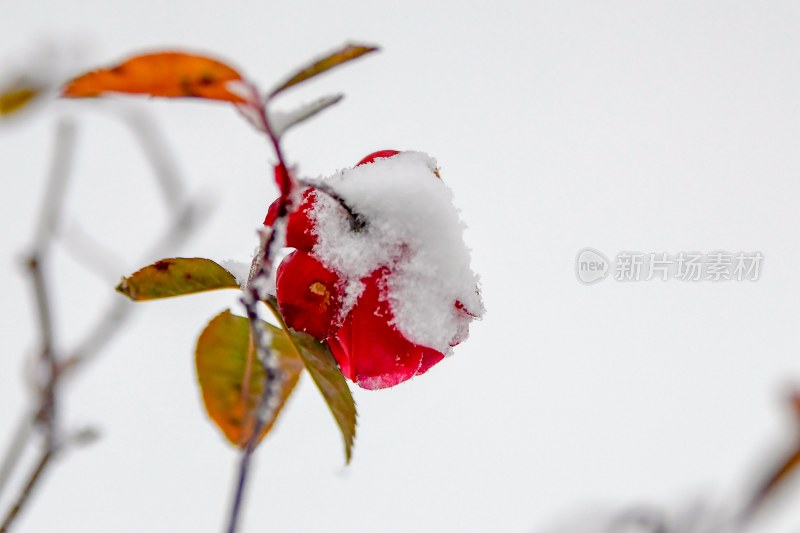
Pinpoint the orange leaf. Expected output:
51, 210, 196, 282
196, 310, 303, 448
62, 52, 248, 103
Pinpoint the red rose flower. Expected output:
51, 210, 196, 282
355, 149, 399, 166
263, 187, 318, 251
267, 150, 480, 389
325, 267, 445, 389
275, 250, 341, 340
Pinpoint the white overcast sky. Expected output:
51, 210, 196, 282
2, 1, 800, 532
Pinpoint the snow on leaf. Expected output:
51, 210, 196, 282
265, 297, 356, 463
219, 260, 252, 289
62, 51, 248, 103
268, 43, 378, 99
196, 310, 303, 448
269, 94, 344, 138
116, 258, 239, 301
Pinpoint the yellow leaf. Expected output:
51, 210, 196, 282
0, 87, 40, 117
196, 310, 304, 447
116, 258, 239, 301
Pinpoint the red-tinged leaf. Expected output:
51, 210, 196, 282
195, 310, 304, 447
268, 43, 378, 98
265, 297, 356, 463
116, 258, 239, 301
62, 52, 248, 103
0, 86, 40, 117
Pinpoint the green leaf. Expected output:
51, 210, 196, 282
268, 43, 379, 99
265, 298, 356, 463
117, 257, 239, 300
195, 310, 304, 448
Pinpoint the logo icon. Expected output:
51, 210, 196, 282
576, 248, 609, 285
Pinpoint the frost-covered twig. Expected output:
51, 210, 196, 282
226, 277, 283, 533
224, 99, 293, 533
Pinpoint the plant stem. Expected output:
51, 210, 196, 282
224, 380, 275, 533
224, 94, 293, 533
0, 449, 54, 533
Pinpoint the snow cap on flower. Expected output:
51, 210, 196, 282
311, 151, 484, 353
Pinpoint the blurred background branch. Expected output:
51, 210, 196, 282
0, 108, 208, 532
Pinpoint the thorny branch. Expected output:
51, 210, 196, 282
225, 76, 372, 533
225, 96, 293, 533
0, 109, 206, 532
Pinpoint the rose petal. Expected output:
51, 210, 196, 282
264, 187, 318, 251
276, 251, 341, 339
417, 349, 445, 376
327, 268, 445, 390
355, 150, 400, 167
